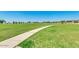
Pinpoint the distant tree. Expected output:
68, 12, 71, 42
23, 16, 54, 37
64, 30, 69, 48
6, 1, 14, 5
18, 22, 21, 24
66, 20, 72, 23
0, 19, 6, 24
27, 21, 31, 23
41, 21, 51, 23
45, 21, 51, 23
60, 21, 65, 24
74, 20, 79, 23
13, 21, 15, 24
13, 21, 17, 24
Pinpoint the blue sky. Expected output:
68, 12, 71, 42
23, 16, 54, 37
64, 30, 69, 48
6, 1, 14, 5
0, 11, 79, 22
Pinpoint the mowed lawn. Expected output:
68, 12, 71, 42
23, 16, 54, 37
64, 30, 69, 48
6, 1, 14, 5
19, 24, 79, 48
0, 23, 50, 42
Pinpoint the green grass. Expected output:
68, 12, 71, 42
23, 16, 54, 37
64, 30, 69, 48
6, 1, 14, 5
0, 23, 50, 42
19, 24, 79, 48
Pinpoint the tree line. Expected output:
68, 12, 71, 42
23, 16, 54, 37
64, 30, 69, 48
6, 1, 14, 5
0, 20, 29, 24
0, 19, 79, 24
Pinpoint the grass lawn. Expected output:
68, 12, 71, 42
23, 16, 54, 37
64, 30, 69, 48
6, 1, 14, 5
19, 24, 79, 48
0, 23, 50, 42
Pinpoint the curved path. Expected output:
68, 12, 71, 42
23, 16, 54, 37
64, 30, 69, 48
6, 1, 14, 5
0, 25, 53, 48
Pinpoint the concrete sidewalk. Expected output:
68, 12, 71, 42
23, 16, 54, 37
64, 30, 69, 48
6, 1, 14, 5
0, 25, 52, 48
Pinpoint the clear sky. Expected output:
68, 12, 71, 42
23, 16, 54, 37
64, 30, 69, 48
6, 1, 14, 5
0, 11, 79, 22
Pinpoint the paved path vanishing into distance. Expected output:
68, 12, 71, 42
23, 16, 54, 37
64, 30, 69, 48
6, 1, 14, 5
0, 25, 53, 48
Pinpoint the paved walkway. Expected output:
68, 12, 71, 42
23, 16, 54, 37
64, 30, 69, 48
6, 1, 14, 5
0, 25, 52, 48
